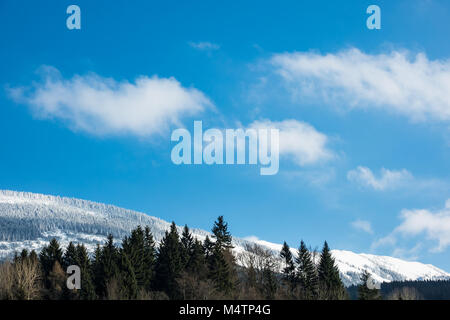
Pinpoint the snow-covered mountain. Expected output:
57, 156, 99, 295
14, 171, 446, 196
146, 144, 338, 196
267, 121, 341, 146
0, 190, 449, 286
247, 239, 450, 286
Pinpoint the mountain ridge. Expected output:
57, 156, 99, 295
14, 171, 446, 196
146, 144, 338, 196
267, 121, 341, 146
0, 189, 448, 287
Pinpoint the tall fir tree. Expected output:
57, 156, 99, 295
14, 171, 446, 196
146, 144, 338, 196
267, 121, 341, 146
212, 216, 233, 250
203, 235, 215, 261
122, 226, 146, 288
296, 240, 319, 299
92, 244, 104, 298
154, 222, 182, 298
39, 238, 63, 278
209, 216, 235, 297
180, 225, 194, 269
76, 244, 97, 300
102, 234, 119, 278
118, 250, 138, 300
63, 242, 78, 269
95, 234, 120, 297
208, 244, 234, 297
187, 239, 207, 276
143, 226, 156, 290
280, 241, 296, 290
317, 241, 346, 300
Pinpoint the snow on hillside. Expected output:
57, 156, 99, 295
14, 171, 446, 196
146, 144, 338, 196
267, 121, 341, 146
0, 190, 449, 286
250, 238, 450, 287
330, 250, 450, 287
0, 190, 248, 258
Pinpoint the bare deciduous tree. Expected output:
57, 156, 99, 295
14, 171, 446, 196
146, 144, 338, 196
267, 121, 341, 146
237, 243, 280, 299
0, 262, 15, 300
14, 257, 41, 300
0, 258, 41, 300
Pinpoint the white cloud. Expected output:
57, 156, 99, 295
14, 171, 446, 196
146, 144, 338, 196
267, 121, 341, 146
188, 41, 220, 51
351, 219, 374, 234
248, 119, 333, 166
373, 199, 450, 253
372, 234, 397, 249
347, 166, 413, 191
395, 202, 450, 252
271, 48, 450, 122
9, 66, 212, 137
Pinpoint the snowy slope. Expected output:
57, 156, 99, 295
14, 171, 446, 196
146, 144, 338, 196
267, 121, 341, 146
1, 190, 449, 286
331, 250, 450, 287
249, 239, 450, 287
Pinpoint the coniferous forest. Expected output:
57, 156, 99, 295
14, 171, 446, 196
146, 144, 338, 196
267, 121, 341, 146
0, 215, 447, 300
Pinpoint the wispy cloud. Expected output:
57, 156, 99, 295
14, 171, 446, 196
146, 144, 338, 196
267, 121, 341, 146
188, 41, 220, 51
351, 219, 374, 234
271, 48, 450, 123
347, 166, 413, 191
373, 199, 450, 254
8, 66, 212, 137
391, 243, 422, 261
395, 200, 450, 252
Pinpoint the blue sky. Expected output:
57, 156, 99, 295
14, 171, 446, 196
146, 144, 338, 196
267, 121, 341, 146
1, 0, 450, 270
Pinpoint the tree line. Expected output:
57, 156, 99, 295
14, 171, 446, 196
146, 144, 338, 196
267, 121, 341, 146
348, 279, 450, 300
0, 216, 382, 300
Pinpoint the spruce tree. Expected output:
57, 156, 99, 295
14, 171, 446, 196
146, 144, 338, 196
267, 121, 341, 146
39, 238, 63, 278
118, 250, 138, 300
187, 239, 207, 276
317, 241, 346, 300
208, 216, 235, 297
154, 222, 182, 299
63, 242, 78, 269
203, 235, 215, 261
95, 234, 119, 297
122, 226, 146, 288
209, 244, 234, 296
92, 244, 104, 298
102, 234, 119, 279
76, 244, 97, 300
280, 241, 296, 289
212, 216, 233, 250
180, 225, 194, 269
143, 226, 156, 290
296, 240, 319, 299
